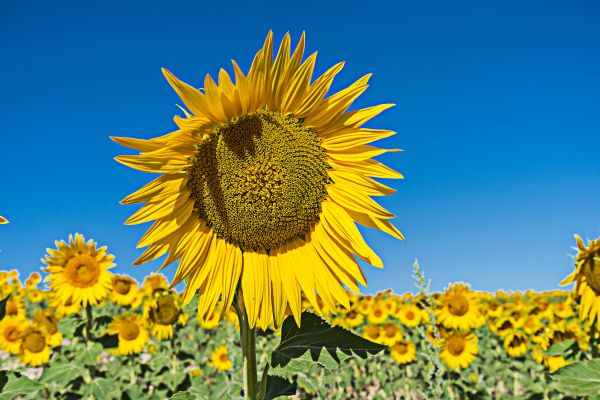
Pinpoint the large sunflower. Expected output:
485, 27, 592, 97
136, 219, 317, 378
561, 234, 600, 329
113, 31, 403, 329
42, 233, 115, 307
437, 283, 483, 331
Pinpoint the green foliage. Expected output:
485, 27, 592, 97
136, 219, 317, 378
0, 372, 42, 400
271, 312, 385, 368
552, 359, 600, 396
263, 375, 297, 400
544, 339, 577, 357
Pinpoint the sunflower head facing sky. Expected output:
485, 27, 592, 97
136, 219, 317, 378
561, 234, 600, 330
42, 234, 115, 307
113, 31, 403, 329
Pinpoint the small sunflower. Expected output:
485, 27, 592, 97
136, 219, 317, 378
0, 216, 8, 224
32, 311, 63, 348
380, 322, 403, 346
51, 295, 82, 317
42, 233, 115, 307
107, 313, 149, 355
146, 290, 184, 340
0, 316, 25, 354
110, 275, 139, 306
362, 324, 381, 343
26, 289, 44, 303
503, 331, 528, 358
211, 345, 233, 371
437, 283, 483, 331
395, 303, 421, 328
367, 302, 389, 325
19, 326, 51, 366
390, 339, 416, 365
3, 296, 26, 319
113, 31, 403, 329
561, 234, 600, 329
199, 308, 221, 329
343, 309, 364, 328
440, 331, 478, 370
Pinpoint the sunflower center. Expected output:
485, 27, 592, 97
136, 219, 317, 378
5, 326, 20, 342
120, 321, 141, 341
219, 352, 229, 363
152, 297, 180, 325
188, 110, 329, 250
394, 342, 409, 355
65, 255, 101, 287
509, 334, 526, 348
405, 310, 415, 320
446, 336, 466, 356
23, 332, 45, 353
114, 279, 133, 295
583, 254, 600, 294
384, 325, 397, 338
448, 294, 469, 316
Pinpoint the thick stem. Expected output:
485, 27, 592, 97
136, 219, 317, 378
237, 293, 258, 400
85, 304, 93, 342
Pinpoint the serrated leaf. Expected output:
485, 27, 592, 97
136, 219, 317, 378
264, 375, 297, 400
82, 377, 120, 399
271, 312, 385, 368
0, 370, 7, 392
0, 373, 43, 400
0, 295, 11, 321
552, 359, 600, 396
40, 362, 86, 384
77, 342, 103, 365
272, 350, 348, 374
544, 339, 577, 357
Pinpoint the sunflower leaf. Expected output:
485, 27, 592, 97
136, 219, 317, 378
270, 312, 385, 368
552, 359, 600, 396
170, 391, 208, 400
544, 339, 577, 357
263, 375, 298, 400
40, 362, 87, 385
0, 294, 11, 321
0, 372, 43, 400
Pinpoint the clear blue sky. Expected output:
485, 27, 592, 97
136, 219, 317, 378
1, 0, 599, 293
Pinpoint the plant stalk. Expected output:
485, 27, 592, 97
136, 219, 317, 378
85, 303, 93, 342
237, 293, 259, 400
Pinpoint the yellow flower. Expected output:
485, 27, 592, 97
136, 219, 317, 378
199, 308, 221, 329
0, 216, 8, 224
113, 31, 403, 329
146, 290, 182, 340
343, 309, 364, 328
107, 313, 149, 355
42, 233, 115, 307
19, 326, 51, 366
395, 303, 421, 328
437, 283, 483, 331
51, 295, 82, 317
390, 339, 416, 364
440, 331, 478, 370
32, 311, 63, 348
0, 316, 26, 354
362, 324, 381, 343
188, 367, 203, 377
110, 275, 139, 306
380, 323, 403, 346
503, 331, 528, 358
561, 234, 600, 330
3, 296, 26, 319
211, 345, 233, 371
367, 302, 389, 325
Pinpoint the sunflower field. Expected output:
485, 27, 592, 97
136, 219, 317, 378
0, 234, 598, 399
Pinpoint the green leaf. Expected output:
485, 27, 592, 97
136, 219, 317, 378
544, 339, 577, 357
95, 333, 119, 349
0, 294, 11, 321
272, 350, 348, 374
76, 342, 103, 365
170, 391, 209, 400
0, 370, 7, 392
0, 373, 43, 400
271, 312, 385, 368
263, 375, 297, 400
82, 377, 121, 399
552, 359, 600, 396
40, 362, 87, 385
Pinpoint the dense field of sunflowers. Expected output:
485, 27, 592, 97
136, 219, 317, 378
0, 234, 593, 399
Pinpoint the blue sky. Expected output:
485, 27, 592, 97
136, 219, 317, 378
0, 0, 599, 293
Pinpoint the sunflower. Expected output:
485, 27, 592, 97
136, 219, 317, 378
380, 322, 403, 346
3, 296, 26, 319
110, 275, 139, 306
561, 234, 600, 329
440, 331, 478, 370
390, 339, 416, 365
0, 216, 8, 224
19, 326, 51, 366
199, 308, 222, 329
343, 309, 364, 328
107, 313, 149, 355
42, 233, 115, 307
113, 31, 403, 329
0, 316, 25, 354
367, 302, 389, 325
32, 311, 63, 348
146, 290, 184, 340
51, 295, 82, 317
437, 283, 483, 331
211, 345, 233, 371
395, 303, 421, 328
362, 324, 381, 343
503, 331, 528, 357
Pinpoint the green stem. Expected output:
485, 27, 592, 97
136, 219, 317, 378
237, 293, 258, 400
85, 304, 93, 342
